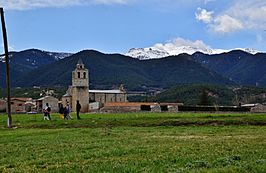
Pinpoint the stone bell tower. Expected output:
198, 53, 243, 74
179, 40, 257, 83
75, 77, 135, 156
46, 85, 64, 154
70, 59, 89, 112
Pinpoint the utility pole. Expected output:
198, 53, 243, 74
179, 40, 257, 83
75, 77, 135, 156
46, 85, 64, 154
0, 8, 12, 128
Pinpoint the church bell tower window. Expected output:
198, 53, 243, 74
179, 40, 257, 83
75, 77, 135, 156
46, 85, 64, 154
78, 72, 80, 78
83, 72, 86, 79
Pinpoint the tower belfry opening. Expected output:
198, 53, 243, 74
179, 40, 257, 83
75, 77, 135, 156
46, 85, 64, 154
72, 59, 89, 87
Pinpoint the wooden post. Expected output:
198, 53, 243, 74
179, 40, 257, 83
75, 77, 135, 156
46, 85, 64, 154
0, 8, 12, 128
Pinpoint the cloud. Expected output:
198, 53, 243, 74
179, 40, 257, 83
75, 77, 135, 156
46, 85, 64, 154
212, 15, 243, 33
195, 8, 213, 24
228, 0, 266, 30
196, 0, 266, 33
152, 37, 212, 55
204, 0, 215, 4
0, 0, 130, 10
94, 0, 129, 5
196, 8, 243, 33
165, 38, 211, 49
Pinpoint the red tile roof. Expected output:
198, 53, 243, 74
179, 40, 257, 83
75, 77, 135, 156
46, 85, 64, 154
10, 98, 32, 102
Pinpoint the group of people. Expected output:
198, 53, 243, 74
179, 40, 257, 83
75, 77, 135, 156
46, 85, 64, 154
43, 100, 81, 120
59, 103, 72, 120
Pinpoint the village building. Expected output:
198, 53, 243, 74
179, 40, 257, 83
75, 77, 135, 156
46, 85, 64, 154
62, 59, 128, 113
88, 102, 102, 111
101, 102, 183, 113
0, 99, 6, 112
250, 103, 266, 113
10, 98, 32, 113
25, 100, 36, 112
36, 96, 59, 113
89, 86, 127, 103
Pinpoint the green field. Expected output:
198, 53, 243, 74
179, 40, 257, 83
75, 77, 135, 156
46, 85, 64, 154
0, 113, 266, 172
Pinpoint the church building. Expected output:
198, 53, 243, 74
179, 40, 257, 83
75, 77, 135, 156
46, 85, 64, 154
62, 59, 128, 112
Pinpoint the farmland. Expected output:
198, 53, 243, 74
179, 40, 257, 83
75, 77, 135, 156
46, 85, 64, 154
0, 113, 266, 172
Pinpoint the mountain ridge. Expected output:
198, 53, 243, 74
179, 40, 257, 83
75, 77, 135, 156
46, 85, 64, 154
11, 49, 233, 90
126, 46, 259, 60
1, 48, 266, 90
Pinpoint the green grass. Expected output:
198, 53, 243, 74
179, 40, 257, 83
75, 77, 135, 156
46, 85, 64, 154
0, 112, 266, 172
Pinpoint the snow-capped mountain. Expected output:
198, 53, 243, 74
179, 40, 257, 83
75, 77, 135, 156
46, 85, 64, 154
126, 46, 259, 60
0, 55, 6, 62
126, 48, 170, 60
0, 49, 72, 63
45, 51, 73, 60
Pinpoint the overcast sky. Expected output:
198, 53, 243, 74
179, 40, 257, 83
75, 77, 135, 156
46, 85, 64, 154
0, 0, 266, 54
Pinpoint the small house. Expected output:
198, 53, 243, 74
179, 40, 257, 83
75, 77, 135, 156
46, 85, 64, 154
0, 99, 6, 112
37, 96, 59, 113
25, 100, 37, 113
10, 98, 32, 113
251, 104, 266, 113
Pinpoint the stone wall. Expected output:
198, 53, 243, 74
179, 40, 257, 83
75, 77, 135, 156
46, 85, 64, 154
71, 86, 89, 113
61, 96, 72, 108
102, 102, 182, 113
89, 102, 103, 110
100, 106, 141, 113
0, 99, 6, 112
90, 93, 127, 103
41, 97, 59, 113
151, 104, 161, 112
10, 100, 26, 113
168, 105, 179, 112
251, 104, 266, 113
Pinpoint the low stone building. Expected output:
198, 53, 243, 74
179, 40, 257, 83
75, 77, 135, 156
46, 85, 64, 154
101, 102, 183, 113
37, 96, 59, 113
89, 89, 127, 103
10, 98, 32, 113
151, 103, 161, 112
0, 99, 6, 112
89, 102, 103, 111
25, 100, 37, 113
167, 104, 180, 112
251, 104, 266, 113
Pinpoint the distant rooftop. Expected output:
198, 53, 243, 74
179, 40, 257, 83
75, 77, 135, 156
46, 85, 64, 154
37, 95, 57, 101
89, 90, 124, 94
77, 58, 84, 65
11, 98, 32, 102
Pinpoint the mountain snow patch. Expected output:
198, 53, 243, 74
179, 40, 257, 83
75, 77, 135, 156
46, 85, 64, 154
126, 38, 259, 60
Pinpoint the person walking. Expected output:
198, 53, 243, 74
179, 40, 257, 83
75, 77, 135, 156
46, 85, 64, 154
63, 106, 69, 120
43, 108, 49, 120
59, 104, 64, 119
66, 102, 72, 119
76, 100, 81, 120
44, 103, 51, 120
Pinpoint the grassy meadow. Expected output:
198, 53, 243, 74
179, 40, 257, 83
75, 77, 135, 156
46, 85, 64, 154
0, 112, 265, 172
